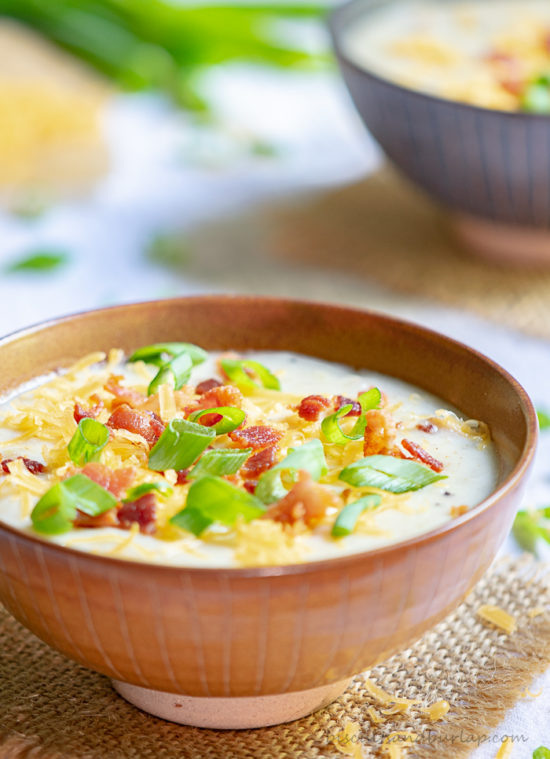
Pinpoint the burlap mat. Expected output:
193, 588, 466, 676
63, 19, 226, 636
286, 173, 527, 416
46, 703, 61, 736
0, 556, 549, 759
268, 169, 550, 340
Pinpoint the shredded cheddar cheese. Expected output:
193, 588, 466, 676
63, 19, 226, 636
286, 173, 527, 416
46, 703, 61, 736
477, 604, 517, 635
421, 699, 450, 721
330, 719, 365, 758
495, 737, 514, 759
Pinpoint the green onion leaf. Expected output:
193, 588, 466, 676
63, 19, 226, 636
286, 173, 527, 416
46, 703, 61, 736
521, 80, 550, 114
188, 448, 252, 480
512, 509, 550, 554
148, 350, 192, 395
123, 481, 173, 502
5, 249, 70, 274
358, 387, 381, 412
31, 474, 117, 535
67, 418, 110, 466
255, 439, 327, 504
322, 404, 365, 445
148, 418, 215, 471
188, 406, 246, 435
221, 358, 280, 391
332, 495, 382, 537
129, 342, 207, 366
170, 475, 265, 535
339, 454, 445, 494
537, 409, 550, 430
533, 747, 550, 759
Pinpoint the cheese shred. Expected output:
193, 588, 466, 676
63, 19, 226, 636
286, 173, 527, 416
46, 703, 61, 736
477, 604, 517, 635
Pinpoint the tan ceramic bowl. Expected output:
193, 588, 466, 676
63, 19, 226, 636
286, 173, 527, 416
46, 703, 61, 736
0, 297, 537, 728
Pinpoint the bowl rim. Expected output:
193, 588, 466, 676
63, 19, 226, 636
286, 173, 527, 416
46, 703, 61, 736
0, 294, 538, 578
328, 0, 550, 122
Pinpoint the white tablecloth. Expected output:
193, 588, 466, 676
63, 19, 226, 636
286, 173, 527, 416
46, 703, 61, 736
0, 66, 548, 756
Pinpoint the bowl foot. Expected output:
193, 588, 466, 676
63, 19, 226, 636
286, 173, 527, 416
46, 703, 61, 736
450, 212, 550, 265
112, 678, 351, 729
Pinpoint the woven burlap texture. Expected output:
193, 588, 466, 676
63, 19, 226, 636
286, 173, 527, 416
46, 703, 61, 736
269, 170, 550, 340
0, 556, 549, 759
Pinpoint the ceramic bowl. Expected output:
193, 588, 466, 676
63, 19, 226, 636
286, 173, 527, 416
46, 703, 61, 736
0, 296, 537, 728
329, 0, 550, 264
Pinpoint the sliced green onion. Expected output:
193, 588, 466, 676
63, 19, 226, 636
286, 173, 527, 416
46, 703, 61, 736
512, 509, 550, 554
521, 78, 550, 114
358, 387, 381, 412
332, 495, 382, 538
255, 439, 327, 504
67, 418, 110, 466
123, 481, 174, 502
322, 404, 365, 445
188, 406, 246, 435
170, 475, 265, 535
129, 342, 207, 366
537, 408, 550, 431
188, 448, 252, 480
31, 474, 117, 535
321, 387, 381, 446
148, 350, 192, 395
148, 418, 215, 471
533, 746, 550, 759
221, 358, 280, 392
339, 454, 445, 494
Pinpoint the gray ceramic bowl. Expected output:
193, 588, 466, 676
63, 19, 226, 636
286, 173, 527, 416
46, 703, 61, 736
329, 0, 550, 264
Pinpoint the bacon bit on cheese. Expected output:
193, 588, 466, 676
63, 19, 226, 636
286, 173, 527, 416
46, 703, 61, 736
1, 457, 46, 475
296, 394, 331, 421
185, 384, 243, 416
229, 425, 282, 450
107, 404, 164, 446
334, 395, 362, 416
118, 493, 157, 535
105, 375, 146, 409
416, 420, 438, 433
195, 378, 222, 394
241, 446, 278, 478
422, 700, 450, 721
264, 471, 334, 527
528, 606, 546, 619
401, 438, 444, 472
450, 505, 469, 518
73, 399, 104, 423
74, 508, 118, 528
495, 737, 514, 759
364, 409, 394, 456
477, 604, 517, 635
81, 462, 135, 499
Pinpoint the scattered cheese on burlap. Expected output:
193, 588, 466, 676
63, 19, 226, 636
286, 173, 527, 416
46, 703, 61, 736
477, 604, 517, 634
421, 699, 450, 721
330, 719, 365, 758
382, 731, 417, 759
495, 736, 514, 759
528, 606, 546, 619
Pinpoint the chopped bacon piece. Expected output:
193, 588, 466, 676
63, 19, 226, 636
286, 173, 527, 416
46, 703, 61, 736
416, 420, 438, 434
81, 462, 135, 499
500, 77, 524, 97
74, 509, 118, 528
195, 378, 223, 395
264, 471, 333, 527
73, 400, 104, 424
243, 480, 258, 494
107, 404, 164, 446
185, 384, 243, 416
229, 425, 282, 450
333, 395, 362, 416
1, 457, 46, 475
117, 493, 157, 535
296, 395, 331, 421
105, 375, 146, 409
364, 409, 394, 456
242, 446, 277, 479
176, 469, 190, 485
401, 439, 444, 473
197, 412, 223, 428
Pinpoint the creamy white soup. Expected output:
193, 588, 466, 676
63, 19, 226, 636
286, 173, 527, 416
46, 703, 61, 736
344, 1, 550, 112
0, 345, 498, 567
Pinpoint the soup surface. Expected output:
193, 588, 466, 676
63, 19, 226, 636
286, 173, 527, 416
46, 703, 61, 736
0, 345, 498, 567
344, 1, 550, 112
